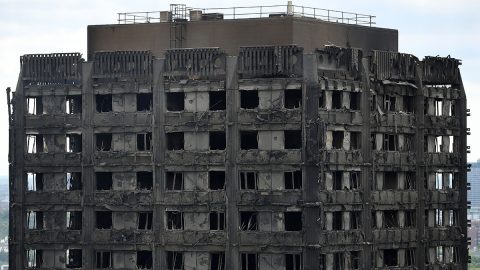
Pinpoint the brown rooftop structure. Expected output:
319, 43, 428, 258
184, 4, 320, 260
8, 3, 469, 270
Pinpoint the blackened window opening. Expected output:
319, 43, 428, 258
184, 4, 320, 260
284, 170, 302, 190
210, 253, 226, 270
210, 131, 226, 150
66, 134, 82, 153
241, 253, 257, 270
137, 171, 153, 190
209, 171, 225, 190
286, 254, 302, 270
240, 131, 258, 150
240, 211, 257, 231
240, 90, 259, 109
66, 249, 82, 268
284, 90, 302, 109
26, 96, 43, 115
350, 132, 361, 150
66, 95, 82, 114
209, 91, 226, 110
166, 172, 183, 190
137, 133, 152, 151
350, 92, 361, 110
137, 250, 153, 269
240, 172, 258, 190
167, 251, 183, 270
137, 93, 153, 112
167, 132, 184, 150
209, 211, 225, 230
384, 249, 398, 266
285, 130, 302, 149
138, 212, 153, 230
285, 212, 302, 231
66, 172, 82, 191
96, 133, 112, 151
67, 211, 82, 230
332, 91, 342, 109
332, 131, 344, 149
96, 211, 112, 229
166, 211, 183, 230
166, 92, 184, 111
96, 172, 112, 190
96, 94, 112, 113
27, 172, 44, 191
96, 251, 112, 269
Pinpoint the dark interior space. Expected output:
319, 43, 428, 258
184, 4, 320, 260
166, 92, 185, 111
96, 94, 112, 113
209, 91, 226, 110
96, 133, 112, 151
284, 89, 302, 109
240, 211, 257, 231
137, 250, 153, 269
137, 132, 152, 151
240, 131, 258, 150
166, 172, 183, 190
284, 130, 302, 149
284, 211, 303, 231
137, 93, 153, 111
166, 132, 184, 150
284, 170, 302, 190
66, 95, 82, 114
166, 211, 183, 230
210, 131, 226, 150
240, 171, 257, 190
209, 171, 226, 190
66, 172, 82, 191
95, 211, 112, 229
96, 172, 112, 190
332, 91, 342, 109
137, 171, 153, 190
240, 90, 259, 109
332, 131, 344, 149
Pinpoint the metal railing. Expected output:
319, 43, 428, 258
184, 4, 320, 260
117, 4, 376, 26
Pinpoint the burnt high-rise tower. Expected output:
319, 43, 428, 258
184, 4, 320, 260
7, 3, 469, 270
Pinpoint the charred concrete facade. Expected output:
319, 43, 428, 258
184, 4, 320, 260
8, 10, 468, 270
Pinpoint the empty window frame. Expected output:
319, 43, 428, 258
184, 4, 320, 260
209, 171, 225, 190
27, 134, 44, 153
137, 250, 153, 269
285, 254, 302, 270
284, 130, 302, 149
240, 172, 258, 190
96, 133, 112, 151
350, 131, 362, 150
284, 89, 302, 109
241, 253, 257, 270
66, 95, 82, 114
284, 170, 302, 190
166, 211, 183, 230
96, 251, 112, 269
240, 131, 258, 150
384, 249, 398, 267
210, 131, 226, 150
240, 211, 258, 231
27, 249, 43, 268
96, 211, 112, 229
383, 172, 398, 190
285, 211, 302, 231
138, 212, 153, 230
319, 93, 325, 109
435, 209, 444, 227
137, 132, 152, 151
209, 211, 225, 231
26, 96, 43, 115
405, 172, 416, 190
66, 172, 82, 191
66, 249, 82, 268
351, 251, 361, 270
331, 131, 344, 150
351, 211, 361, 229
332, 171, 344, 190
406, 249, 416, 266
384, 95, 396, 112
166, 251, 183, 270
350, 172, 360, 190
333, 252, 345, 270
240, 90, 259, 109
166, 132, 184, 150
350, 92, 361, 110
403, 96, 414, 113
66, 211, 82, 230
405, 210, 416, 227
331, 91, 342, 109
383, 134, 397, 151
331, 211, 343, 230
27, 172, 43, 191
137, 171, 153, 190
166, 172, 183, 191
209, 91, 226, 111
166, 92, 185, 111
210, 253, 226, 270
384, 210, 399, 228
137, 93, 153, 112
27, 211, 44, 230
96, 94, 112, 113
96, 172, 112, 190
66, 133, 82, 153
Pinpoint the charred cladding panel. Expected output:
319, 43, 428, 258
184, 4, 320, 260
9, 41, 466, 270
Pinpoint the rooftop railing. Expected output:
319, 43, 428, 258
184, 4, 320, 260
117, 4, 376, 27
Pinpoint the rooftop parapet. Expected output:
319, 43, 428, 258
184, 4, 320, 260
117, 3, 376, 27
20, 53, 82, 85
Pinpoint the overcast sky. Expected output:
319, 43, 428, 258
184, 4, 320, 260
0, 0, 479, 176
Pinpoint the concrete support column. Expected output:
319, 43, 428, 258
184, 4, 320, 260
342, 212, 351, 230
444, 246, 452, 263
442, 135, 451, 152
443, 100, 452, 116
427, 98, 435, 115
376, 172, 384, 190
343, 131, 351, 150
428, 173, 436, 190
344, 252, 352, 269
342, 172, 350, 189
375, 133, 383, 150
398, 172, 406, 190
398, 249, 406, 267
325, 172, 333, 190
325, 91, 332, 110
375, 211, 383, 229
427, 210, 435, 227
443, 210, 451, 226
325, 254, 334, 270
325, 212, 333, 231
342, 91, 350, 109
376, 251, 384, 267
398, 210, 405, 228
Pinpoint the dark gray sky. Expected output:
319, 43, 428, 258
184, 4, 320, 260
1, 0, 479, 176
